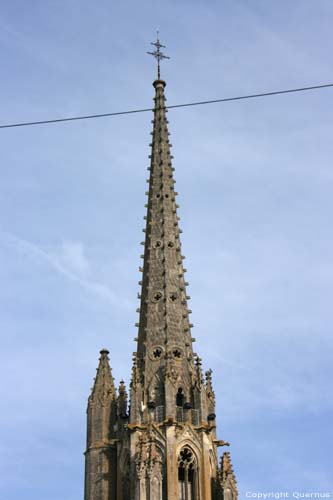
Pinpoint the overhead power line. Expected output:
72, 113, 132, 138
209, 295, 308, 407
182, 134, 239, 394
0, 82, 332, 130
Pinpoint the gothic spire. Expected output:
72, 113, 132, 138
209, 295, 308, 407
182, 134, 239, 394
84, 42, 238, 500
89, 349, 116, 404
133, 71, 195, 419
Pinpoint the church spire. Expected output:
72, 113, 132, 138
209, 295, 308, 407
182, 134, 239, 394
131, 56, 197, 425
84, 40, 238, 500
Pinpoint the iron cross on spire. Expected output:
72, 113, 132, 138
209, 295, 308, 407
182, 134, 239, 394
147, 31, 170, 80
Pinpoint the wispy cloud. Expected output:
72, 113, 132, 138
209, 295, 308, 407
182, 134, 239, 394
49, 241, 91, 277
0, 230, 129, 307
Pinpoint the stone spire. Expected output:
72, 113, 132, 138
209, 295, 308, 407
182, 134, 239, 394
131, 77, 196, 423
84, 349, 117, 500
89, 349, 116, 407
84, 39, 238, 500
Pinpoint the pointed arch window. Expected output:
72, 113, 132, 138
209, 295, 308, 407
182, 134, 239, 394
178, 447, 198, 500
176, 387, 185, 407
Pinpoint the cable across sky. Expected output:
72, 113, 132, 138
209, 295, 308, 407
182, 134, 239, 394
0, 82, 332, 130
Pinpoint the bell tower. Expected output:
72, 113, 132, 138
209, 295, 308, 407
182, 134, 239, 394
84, 36, 238, 500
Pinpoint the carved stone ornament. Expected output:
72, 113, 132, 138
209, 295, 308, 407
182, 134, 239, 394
168, 345, 183, 360
166, 367, 179, 386
149, 345, 164, 361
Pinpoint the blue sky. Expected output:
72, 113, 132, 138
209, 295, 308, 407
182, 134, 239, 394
0, 1, 332, 498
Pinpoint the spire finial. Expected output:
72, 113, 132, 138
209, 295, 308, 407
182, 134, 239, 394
147, 31, 170, 80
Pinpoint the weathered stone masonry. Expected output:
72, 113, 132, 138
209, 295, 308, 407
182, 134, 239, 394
84, 77, 238, 500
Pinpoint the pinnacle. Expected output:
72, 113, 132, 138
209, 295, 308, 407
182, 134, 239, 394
118, 379, 128, 399
89, 348, 116, 402
221, 452, 238, 491
119, 379, 126, 389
